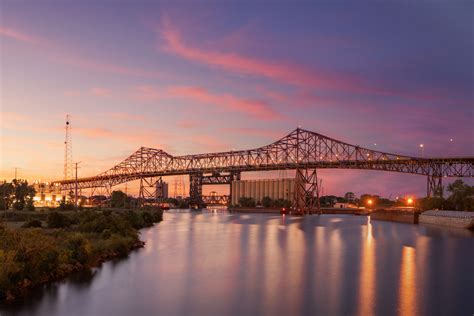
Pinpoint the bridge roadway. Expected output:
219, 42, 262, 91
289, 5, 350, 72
54, 128, 474, 212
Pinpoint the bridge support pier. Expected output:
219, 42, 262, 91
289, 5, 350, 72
427, 175, 443, 198
189, 172, 204, 208
139, 176, 163, 207
293, 168, 321, 215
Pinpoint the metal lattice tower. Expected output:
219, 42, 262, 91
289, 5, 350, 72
173, 175, 186, 198
64, 114, 73, 180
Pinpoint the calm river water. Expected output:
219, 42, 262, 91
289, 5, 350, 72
1, 210, 473, 316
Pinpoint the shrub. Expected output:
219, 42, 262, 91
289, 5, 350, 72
66, 234, 92, 265
22, 220, 42, 228
47, 212, 71, 228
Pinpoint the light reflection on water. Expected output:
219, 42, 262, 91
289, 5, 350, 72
1, 210, 473, 316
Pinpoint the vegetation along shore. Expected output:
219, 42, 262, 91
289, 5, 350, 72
0, 207, 163, 303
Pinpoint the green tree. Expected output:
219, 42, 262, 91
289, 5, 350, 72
239, 197, 256, 207
447, 180, 474, 211
0, 182, 14, 210
261, 196, 273, 208
11, 180, 36, 211
111, 190, 127, 208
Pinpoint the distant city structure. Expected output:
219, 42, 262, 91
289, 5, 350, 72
231, 178, 295, 206
156, 180, 168, 199
32, 182, 63, 207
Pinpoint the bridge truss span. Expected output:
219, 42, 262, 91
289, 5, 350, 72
54, 128, 474, 212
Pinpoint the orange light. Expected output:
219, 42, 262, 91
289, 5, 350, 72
367, 199, 373, 205
407, 198, 414, 205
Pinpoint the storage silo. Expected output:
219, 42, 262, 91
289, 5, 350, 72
261, 179, 267, 198
259, 180, 265, 202
255, 180, 261, 204
239, 181, 245, 203
273, 179, 279, 199
278, 179, 284, 199
232, 181, 238, 205
283, 179, 289, 200
251, 180, 257, 200
245, 180, 251, 198
289, 179, 295, 202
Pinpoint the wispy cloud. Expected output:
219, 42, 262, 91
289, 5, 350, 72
157, 18, 454, 102
1, 25, 160, 78
0, 26, 47, 45
91, 87, 112, 97
167, 85, 280, 120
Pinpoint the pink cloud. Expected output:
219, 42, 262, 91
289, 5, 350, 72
91, 87, 112, 97
1, 24, 159, 78
220, 127, 283, 139
177, 119, 200, 128
132, 85, 161, 101
52, 54, 160, 78
157, 19, 370, 93
167, 86, 280, 120
0, 26, 46, 45
157, 19, 453, 102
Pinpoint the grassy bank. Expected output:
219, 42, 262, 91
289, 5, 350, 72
0, 208, 163, 302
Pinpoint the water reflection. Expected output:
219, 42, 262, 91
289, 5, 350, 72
399, 246, 417, 316
358, 217, 376, 316
1, 211, 473, 316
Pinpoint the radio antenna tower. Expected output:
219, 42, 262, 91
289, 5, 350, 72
64, 114, 73, 180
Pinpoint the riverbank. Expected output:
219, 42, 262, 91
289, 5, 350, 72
0, 208, 163, 303
419, 210, 474, 229
370, 209, 420, 224
228, 207, 367, 215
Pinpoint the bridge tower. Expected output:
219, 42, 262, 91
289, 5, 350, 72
189, 172, 204, 208
427, 175, 443, 198
138, 176, 163, 207
293, 168, 321, 215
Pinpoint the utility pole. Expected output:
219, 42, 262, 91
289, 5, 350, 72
13, 167, 20, 180
74, 162, 81, 207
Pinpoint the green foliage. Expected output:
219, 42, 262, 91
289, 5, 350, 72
47, 212, 71, 228
0, 182, 14, 210
419, 197, 451, 211
0, 207, 163, 301
22, 220, 42, 228
447, 179, 474, 211
261, 196, 273, 208
239, 197, 256, 207
124, 210, 145, 229
66, 234, 92, 264
111, 190, 128, 208
58, 199, 75, 211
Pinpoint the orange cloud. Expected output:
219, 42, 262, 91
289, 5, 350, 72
167, 86, 280, 120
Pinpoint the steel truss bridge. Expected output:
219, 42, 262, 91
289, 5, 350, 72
54, 128, 474, 214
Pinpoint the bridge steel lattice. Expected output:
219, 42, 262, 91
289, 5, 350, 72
54, 128, 474, 214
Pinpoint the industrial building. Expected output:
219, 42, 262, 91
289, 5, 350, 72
156, 181, 169, 199
231, 178, 295, 206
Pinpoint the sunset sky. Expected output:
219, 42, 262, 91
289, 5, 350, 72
1, 1, 473, 197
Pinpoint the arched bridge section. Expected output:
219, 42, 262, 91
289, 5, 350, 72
55, 128, 474, 213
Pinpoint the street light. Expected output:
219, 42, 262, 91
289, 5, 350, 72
367, 199, 373, 208
407, 198, 414, 205
419, 144, 424, 158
